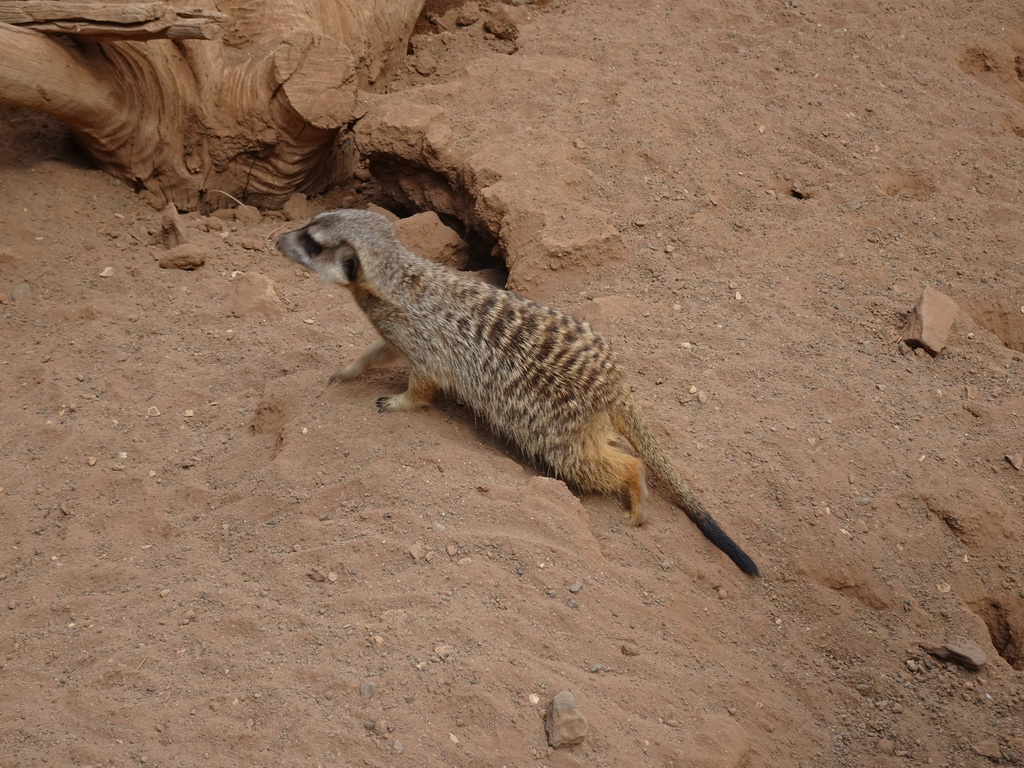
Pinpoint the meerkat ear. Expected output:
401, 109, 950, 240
342, 255, 360, 282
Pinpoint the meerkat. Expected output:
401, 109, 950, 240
276, 209, 759, 576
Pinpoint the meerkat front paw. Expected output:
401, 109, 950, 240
328, 365, 360, 385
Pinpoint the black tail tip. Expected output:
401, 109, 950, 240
712, 533, 760, 576
733, 550, 760, 577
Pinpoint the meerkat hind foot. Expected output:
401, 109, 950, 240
376, 395, 403, 412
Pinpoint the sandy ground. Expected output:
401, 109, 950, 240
2, 0, 1024, 766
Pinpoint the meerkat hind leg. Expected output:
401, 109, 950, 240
330, 339, 402, 384
376, 369, 438, 413
572, 422, 650, 526
608, 446, 649, 526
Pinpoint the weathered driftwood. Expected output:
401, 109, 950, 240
0, 2, 227, 40
0, 0, 424, 210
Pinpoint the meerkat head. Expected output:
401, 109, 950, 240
276, 209, 401, 286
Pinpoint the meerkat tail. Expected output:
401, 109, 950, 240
611, 394, 760, 577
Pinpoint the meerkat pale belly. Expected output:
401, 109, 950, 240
276, 208, 759, 576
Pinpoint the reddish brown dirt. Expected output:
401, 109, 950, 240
2, 1, 1024, 766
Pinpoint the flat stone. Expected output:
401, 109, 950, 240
919, 640, 987, 670
409, 541, 427, 560
159, 243, 208, 270
973, 739, 1002, 760
900, 287, 959, 355
546, 690, 588, 748
228, 273, 283, 319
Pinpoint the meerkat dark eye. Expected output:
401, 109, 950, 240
300, 230, 323, 257
342, 255, 360, 282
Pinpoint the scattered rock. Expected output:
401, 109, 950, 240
391, 739, 404, 754
877, 738, 895, 755
964, 402, 989, 419
621, 642, 640, 657
413, 51, 437, 76
546, 690, 588, 748
393, 211, 469, 270
409, 541, 427, 560
568, 581, 583, 593
1006, 453, 1023, 471
456, 1, 480, 25
359, 683, 376, 700
434, 644, 454, 659
282, 193, 311, 222
483, 4, 519, 41
973, 739, 1002, 760
160, 203, 188, 247
159, 243, 208, 270
919, 640, 987, 670
900, 287, 959, 355
228, 273, 283, 319
234, 204, 261, 224
1007, 738, 1024, 763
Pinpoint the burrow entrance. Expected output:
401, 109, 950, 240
965, 299, 1024, 353
357, 154, 510, 285
969, 596, 1024, 670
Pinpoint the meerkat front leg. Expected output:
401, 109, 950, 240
376, 368, 438, 413
330, 339, 403, 384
